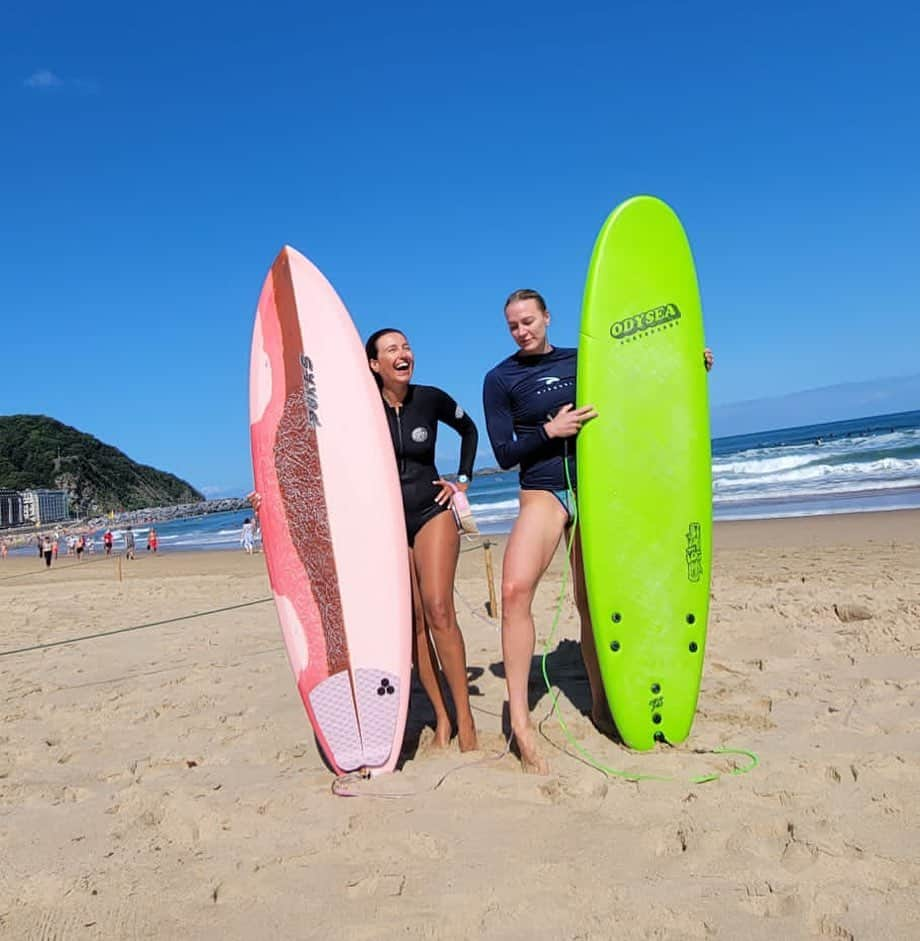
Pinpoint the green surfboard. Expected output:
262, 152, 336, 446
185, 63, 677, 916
576, 196, 711, 751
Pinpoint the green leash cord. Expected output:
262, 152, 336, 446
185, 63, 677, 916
538, 459, 759, 784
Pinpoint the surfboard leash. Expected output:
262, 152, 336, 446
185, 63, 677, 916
537, 459, 760, 785
330, 733, 513, 799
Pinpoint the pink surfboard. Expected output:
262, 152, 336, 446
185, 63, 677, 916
250, 246, 411, 776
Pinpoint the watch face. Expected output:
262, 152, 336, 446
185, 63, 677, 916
458, 475, 469, 483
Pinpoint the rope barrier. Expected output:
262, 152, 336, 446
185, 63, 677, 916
0, 597, 274, 659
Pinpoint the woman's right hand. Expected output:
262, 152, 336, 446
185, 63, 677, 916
247, 491, 262, 512
544, 404, 598, 439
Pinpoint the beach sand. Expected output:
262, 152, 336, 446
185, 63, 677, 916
2, 511, 919, 939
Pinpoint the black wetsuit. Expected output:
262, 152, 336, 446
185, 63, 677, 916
381, 384, 478, 546
482, 346, 578, 492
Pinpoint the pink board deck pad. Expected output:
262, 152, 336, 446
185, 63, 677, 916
250, 246, 411, 775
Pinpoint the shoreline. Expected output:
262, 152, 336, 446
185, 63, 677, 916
0, 498, 251, 550
4, 505, 917, 562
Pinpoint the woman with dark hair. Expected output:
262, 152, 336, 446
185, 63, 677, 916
365, 328, 479, 751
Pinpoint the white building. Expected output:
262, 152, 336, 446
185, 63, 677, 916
0, 490, 24, 528
21, 489, 70, 525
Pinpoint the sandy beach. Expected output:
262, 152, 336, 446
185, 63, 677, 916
2, 510, 919, 939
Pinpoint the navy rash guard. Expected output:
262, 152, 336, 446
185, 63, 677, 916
482, 346, 577, 492
381, 384, 478, 545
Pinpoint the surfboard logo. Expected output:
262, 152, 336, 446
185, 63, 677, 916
685, 522, 702, 582
535, 376, 574, 398
299, 354, 321, 427
610, 303, 681, 341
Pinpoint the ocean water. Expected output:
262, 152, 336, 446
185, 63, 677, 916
7, 410, 918, 554
710, 409, 920, 521
468, 408, 920, 530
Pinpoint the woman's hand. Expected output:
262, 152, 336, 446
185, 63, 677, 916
704, 348, 714, 371
433, 479, 466, 506
544, 404, 598, 439
247, 491, 262, 512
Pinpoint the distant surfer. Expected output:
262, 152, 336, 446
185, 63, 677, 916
483, 289, 714, 773
103, 529, 114, 556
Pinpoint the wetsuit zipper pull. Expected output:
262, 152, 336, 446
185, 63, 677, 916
395, 408, 405, 474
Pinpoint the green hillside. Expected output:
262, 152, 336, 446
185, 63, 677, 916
0, 415, 203, 515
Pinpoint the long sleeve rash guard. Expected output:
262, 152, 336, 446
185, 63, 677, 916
482, 347, 577, 491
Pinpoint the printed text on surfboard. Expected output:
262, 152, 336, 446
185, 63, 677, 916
610, 303, 681, 341
300, 354, 321, 427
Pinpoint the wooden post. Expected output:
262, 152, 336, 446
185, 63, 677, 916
483, 540, 499, 620
117, 556, 123, 583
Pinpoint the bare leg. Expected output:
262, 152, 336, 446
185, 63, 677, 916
571, 534, 611, 732
501, 491, 567, 773
413, 511, 478, 751
408, 546, 452, 747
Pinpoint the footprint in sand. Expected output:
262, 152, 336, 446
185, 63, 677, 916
833, 603, 873, 623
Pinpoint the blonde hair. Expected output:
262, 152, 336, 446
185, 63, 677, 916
503, 289, 547, 313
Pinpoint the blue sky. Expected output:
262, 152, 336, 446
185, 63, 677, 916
3, 0, 918, 496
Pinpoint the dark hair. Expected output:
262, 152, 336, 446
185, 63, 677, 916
364, 328, 406, 388
504, 289, 547, 313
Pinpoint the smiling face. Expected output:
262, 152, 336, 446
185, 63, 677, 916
369, 331, 414, 389
504, 297, 550, 355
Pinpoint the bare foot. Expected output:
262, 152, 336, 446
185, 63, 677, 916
434, 719, 451, 749
514, 725, 549, 775
457, 718, 478, 753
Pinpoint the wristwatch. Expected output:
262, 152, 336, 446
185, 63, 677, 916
457, 475, 469, 484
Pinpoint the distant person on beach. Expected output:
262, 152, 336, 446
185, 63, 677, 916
103, 530, 114, 556
124, 526, 136, 560
482, 289, 714, 773
0, 539, 7, 560
36, 535, 43, 558
42, 535, 53, 568
147, 528, 158, 553
240, 518, 254, 555
75, 535, 85, 560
